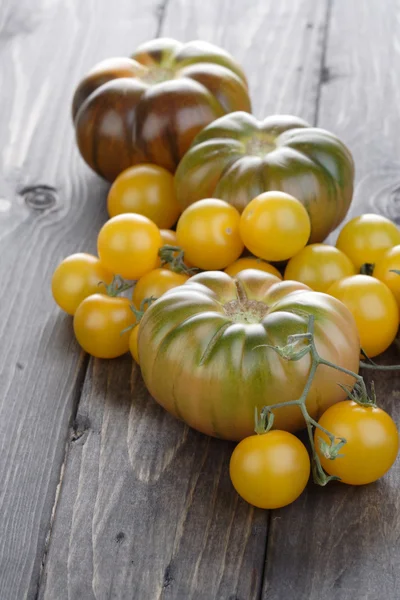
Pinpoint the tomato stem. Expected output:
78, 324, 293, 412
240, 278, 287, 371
255, 314, 379, 486
158, 245, 199, 275
102, 274, 134, 297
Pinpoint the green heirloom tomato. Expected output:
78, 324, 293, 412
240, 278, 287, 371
175, 112, 354, 243
138, 269, 360, 441
72, 38, 251, 181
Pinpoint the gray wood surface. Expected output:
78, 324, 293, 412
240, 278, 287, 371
2, 0, 400, 599
263, 1, 400, 598
37, 1, 330, 599
0, 1, 160, 599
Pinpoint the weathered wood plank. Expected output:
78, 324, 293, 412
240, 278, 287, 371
0, 2, 160, 599
39, 0, 329, 598
263, 1, 400, 598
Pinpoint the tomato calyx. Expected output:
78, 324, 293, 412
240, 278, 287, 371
121, 297, 157, 335
158, 245, 199, 275
101, 275, 134, 297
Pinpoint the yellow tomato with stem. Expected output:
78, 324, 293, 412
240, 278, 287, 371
225, 257, 282, 279
230, 431, 310, 509
336, 213, 400, 270
327, 274, 398, 358
129, 325, 140, 364
73, 294, 135, 358
51, 253, 113, 315
97, 214, 162, 280
107, 164, 181, 229
176, 198, 243, 270
316, 401, 399, 485
132, 268, 189, 310
373, 245, 400, 309
284, 244, 356, 292
239, 191, 311, 262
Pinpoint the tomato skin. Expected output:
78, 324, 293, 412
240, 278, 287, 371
316, 401, 399, 485
132, 268, 189, 309
51, 253, 113, 315
107, 164, 181, 229
176, 198, 244, 270
73, 294, 135, 358
373, 245, 400, 309
240, 192, 311, 262
284, 244, 356, 292
160, 229, 177, 246
225, 257, 282, 279
336, 213, 400, 270
129, 325, 140, 363
139, 269, 360, 440
327, 274, 398, 358
97, 214, 162, 280
230, 431, 310, 509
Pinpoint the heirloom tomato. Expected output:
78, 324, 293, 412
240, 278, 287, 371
239, 192, 311, 261
73, 38, 251, 180
176, 199, 243, 270
225, 257, 282, 279
175, 112, 354, 242
51, 253, 113, 315
336, 213, 400, 270
107, 164, 180, 229
327, 274, 398, 358
73, 294, 135, 358
373, 245, 400, 309
230, 431, 310, 509
97, 214, 162, 280
138, 269, 360, 440
316, 401, 399, 485
284, 244, 356, 292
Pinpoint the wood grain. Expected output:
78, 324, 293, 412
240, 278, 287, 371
0, 1, 160, 599
262, 1, 400, 598
38, 1, 330, 598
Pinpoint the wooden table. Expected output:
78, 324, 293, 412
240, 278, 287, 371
1, 1, 400, 598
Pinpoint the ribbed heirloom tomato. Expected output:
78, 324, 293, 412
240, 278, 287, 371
230, 431, 310, 509
51, 253, 113, 315
138, 270, 360, 440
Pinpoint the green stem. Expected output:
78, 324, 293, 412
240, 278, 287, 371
158, 245, 199, 275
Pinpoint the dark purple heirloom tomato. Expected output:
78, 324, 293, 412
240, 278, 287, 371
72, 38, 251, 181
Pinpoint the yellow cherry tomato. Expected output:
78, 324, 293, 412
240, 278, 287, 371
51, 253, 113, 315
239, 191, 311, 262
133, 268, 189, 309
336, 213, 400, 270
373, 245, 400, 309
284, 244, 356, 292
176, 198, 244, 270
129, 325, 140, 364
97, 214, 162, 280
107, 164, 181, 229
160, 229, 177, 245
73, 294, 135, 358
327, 274, 398, 357
230, 431, 310, 509
316, 401, 399, 485
224, 257, 282, 279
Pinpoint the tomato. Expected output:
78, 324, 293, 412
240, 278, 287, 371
224, 257, 282, 279
139, 269, 360, 440
51, 253, 113, 315
229, 431, 310, 509
97, 214, 162, 280
316, 401, 399, 485
284, 244, 356, 293
373, 245, 400, 309
107, 164, 181, 229
73, 294, 135, 358
239, 192, 311, 262
175, 112, 354, 244
160, 229, 177, 246
327, 274, 398, 358
176, 199, 243, 270
336, 213, 400, 270
132, 268, 189, 310
129, 325, 140, 364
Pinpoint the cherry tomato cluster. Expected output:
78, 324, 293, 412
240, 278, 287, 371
52, 162, 400, 511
